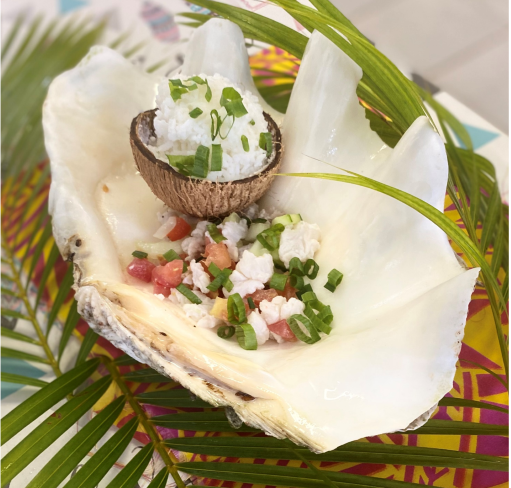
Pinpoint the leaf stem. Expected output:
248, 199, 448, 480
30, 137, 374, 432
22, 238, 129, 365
1, 236, 63, 378
103, 358, 186, 488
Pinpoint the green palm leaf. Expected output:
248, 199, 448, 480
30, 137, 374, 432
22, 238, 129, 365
1, 376, 111, 486
26, 395, 127, 488
135, 389, 212, 408
1, 347, 49, 364
147, 468, 169, 488
1, 327, 40, 344
0, 373, 47, 388
105, 442, 154, 488
63, 417, 140, 488
1, 358, 100, 444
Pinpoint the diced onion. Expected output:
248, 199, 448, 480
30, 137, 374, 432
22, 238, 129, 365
153, 216, 177, 239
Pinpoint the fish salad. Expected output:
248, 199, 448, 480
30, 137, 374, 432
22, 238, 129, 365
126, 204, 343, 350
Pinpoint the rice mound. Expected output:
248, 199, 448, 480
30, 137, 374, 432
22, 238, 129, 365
151, 73, 269, 182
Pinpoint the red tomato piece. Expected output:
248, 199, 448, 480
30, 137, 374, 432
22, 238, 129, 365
204, 242, 232, 270
167, 217, 191, 241
268, 319, 297, 342
127, 258, 156, 283
151, 260, 184, 289
153, 282, 171, 297
246, 289, 279, 308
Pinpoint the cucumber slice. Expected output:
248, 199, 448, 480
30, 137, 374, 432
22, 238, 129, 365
223, 212, 241, 224
271, 214, 302, 227
248, 240, 271, 256
246, 222, 270, 242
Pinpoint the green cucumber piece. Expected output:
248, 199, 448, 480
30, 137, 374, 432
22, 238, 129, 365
271, 214, 302, 227
289, 213, 302, 224
246, 222, 271, 242
248, 240, 271, 256
223, 212, 241, 224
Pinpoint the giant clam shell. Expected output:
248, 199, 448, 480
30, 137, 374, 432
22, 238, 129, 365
43, 19, 478, 453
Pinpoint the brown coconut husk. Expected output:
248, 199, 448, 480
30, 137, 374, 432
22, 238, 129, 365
130, 109, 282, 218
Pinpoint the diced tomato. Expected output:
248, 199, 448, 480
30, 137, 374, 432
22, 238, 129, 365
167, 217, 191, 241
268, 319, 297, 342
246, 289, 279, 308
127, 258, 156, 283
153, 282, 171, 297
204, 242, 232, 270
151, 260, 184, 289
277, 281, 297, 301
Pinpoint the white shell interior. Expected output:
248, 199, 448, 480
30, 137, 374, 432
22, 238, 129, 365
44, 19, 478, 452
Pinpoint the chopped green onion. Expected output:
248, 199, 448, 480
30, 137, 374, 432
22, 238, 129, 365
220, 87, 248, 118
182, 261, 188, 272
208, 262, 221, 277
227, 293, 246, 325
163, 249, 180, 262
249, 119, 255, 125
188, 76, 205, 84
205, 80, 212, 102
132, 250, 148, 259
259, 132, 273, 158
318, 305, 334, 326
189, 107, 203, 118
223, 277, 234, 292
167, 155, 195, 168
211, 144, 223, 171
301, 291, 317, 303
219, 115, 235, 140
247, 297, 256, 309
289, 274, 305, 290
252, 218, 267, 224
207, 224, 226, 243
169, 79, 184, 87
210, 109, 221, 140
176, 284, 202, 304
303, 259, 319, 280
325, 269, 343, 292
256, 223, 284, 251
241, 135, 249, 152
236, 324, 257, 350
192, 145, 210, 179
217, 325, 235, 339
207, 268, 233, 292
169, 85, 188, 102
288, 257, 305, 276
241, 215, 252, 226
287, 315, 320, 344
187, 83, 198, 91
304, 304, 332, 335
296, 284, 313, 300
269, 273, 287, 291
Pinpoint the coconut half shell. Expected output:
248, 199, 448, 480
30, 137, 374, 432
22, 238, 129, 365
130, 109, 282, 218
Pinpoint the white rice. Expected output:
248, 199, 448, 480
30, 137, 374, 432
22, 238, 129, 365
151, 73, 269, 182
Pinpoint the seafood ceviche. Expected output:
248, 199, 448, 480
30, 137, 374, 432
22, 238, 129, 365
126, 205, 343, 350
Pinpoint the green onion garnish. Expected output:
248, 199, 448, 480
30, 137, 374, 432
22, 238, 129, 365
211, 144, 223, 171
169, 79, 184, 87
167, 155, 194, 167
303, 259, 319, 280
192, 145, 210, 179
207, 224, 226, 243
205, 80, 212, 102
304, 304, 332, 335
259, 132, 273, 157
318, 305, 334, 326
169, 85, 188, 102
289, 274, 304, 290
288, 257, 305, 276
247, 297, 256, 309
208, 262, 221, 277
236, 324, 257, 350
210, 109, 221, 140
132, 250, 148, 259
269, 273, 287, 291
217, 325, 235, 339
287, 314, 320, 344
325, 269, 343, 292
296, 284, 313, 300
241, 135, 249, 152
176, 284, 202, 304
220, 87, 248, 118
249, 119, 255, 125
219, 115, 235, 140
187, 76, 211, 101
251, 218, 267, 224
207, 267, 233, 292
188, 76, 205, 84
227, 293, 246, 325
223, 277, 234, 292
241, 215, 252, 226
189, 107, 203, 118
256, 223, 284, 251
163, 249, 180, 262
301, 291, 317, 303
